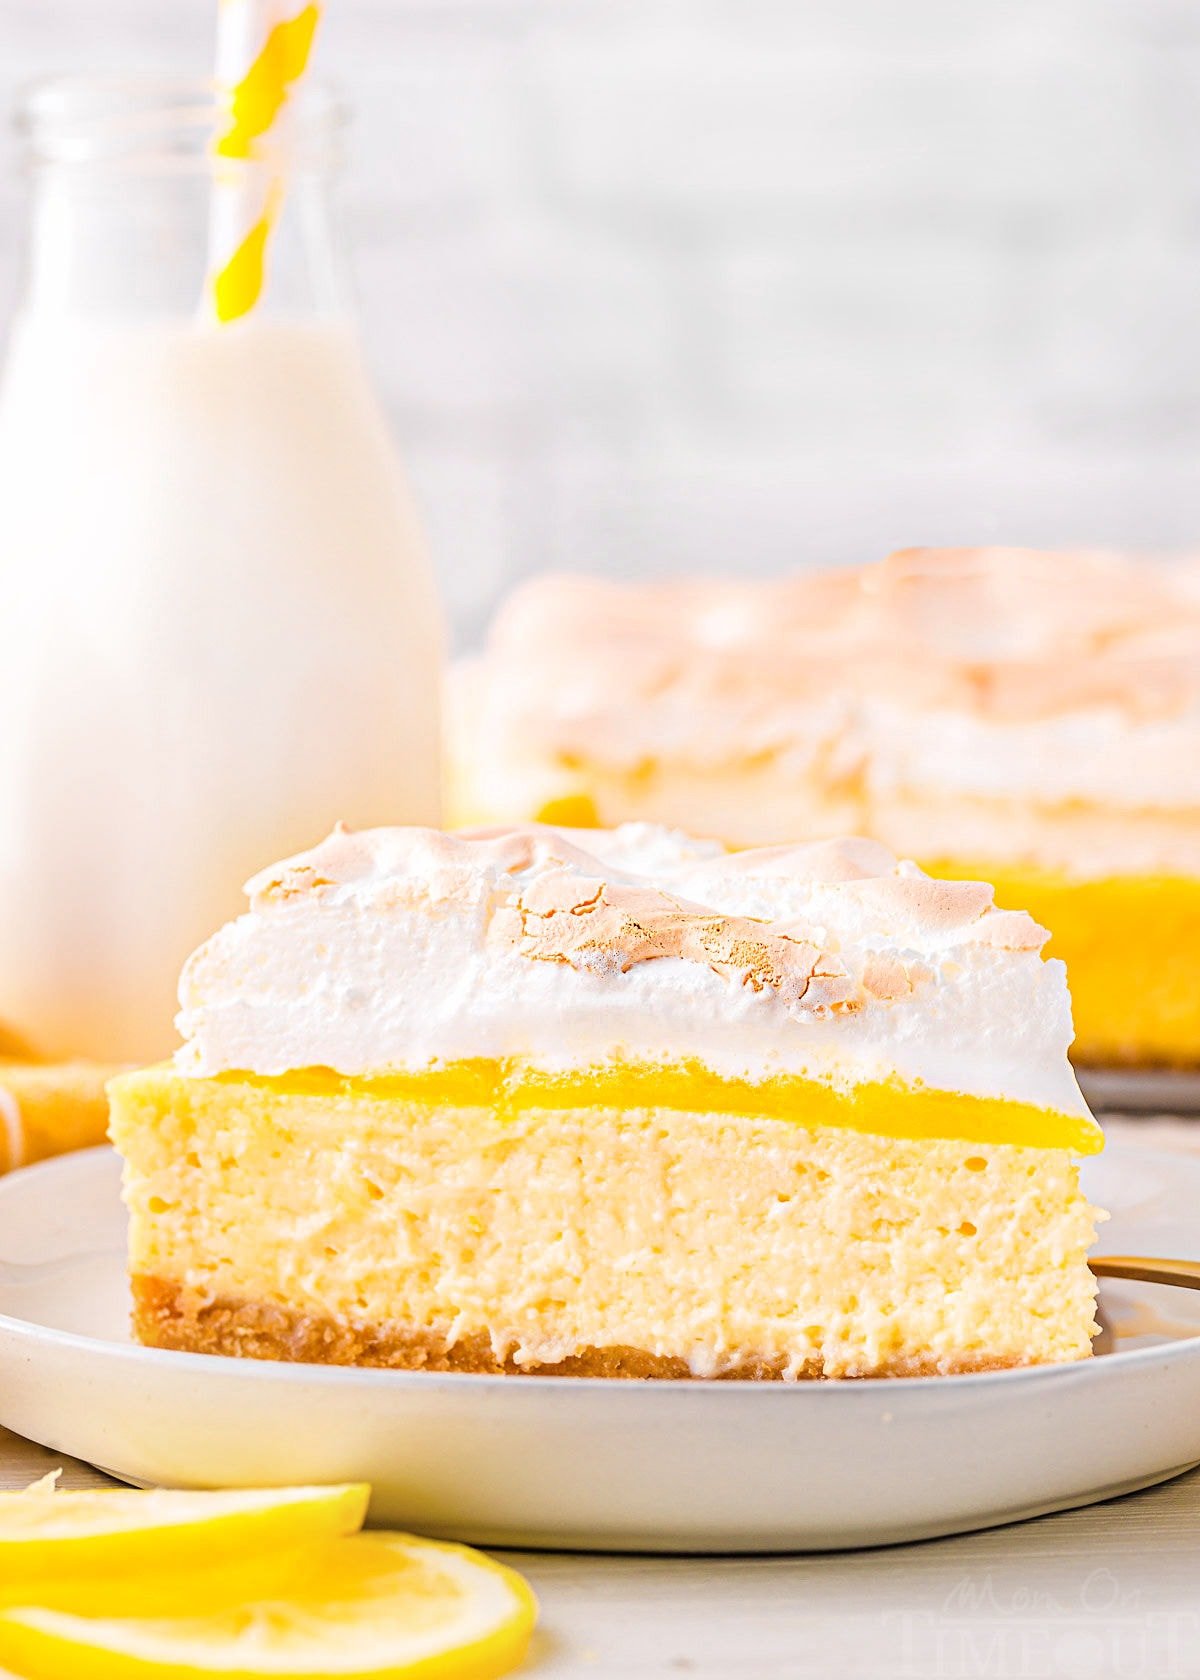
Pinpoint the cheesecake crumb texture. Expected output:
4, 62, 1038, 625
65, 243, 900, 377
112, 1066, 1101, 1380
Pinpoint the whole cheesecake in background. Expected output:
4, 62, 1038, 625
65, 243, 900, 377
449, 549, 1200, 1067
109, 822, 1103, 1380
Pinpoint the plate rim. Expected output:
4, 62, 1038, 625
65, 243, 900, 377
1, 1143, 1198, 1398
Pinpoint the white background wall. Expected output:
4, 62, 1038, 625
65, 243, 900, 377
1, 1, 1198, 642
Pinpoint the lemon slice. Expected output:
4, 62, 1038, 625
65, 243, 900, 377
0, 1481, 369, 1587
0, 1530, 537, 1680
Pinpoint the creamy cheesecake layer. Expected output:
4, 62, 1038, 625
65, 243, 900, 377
110, 1067, 1102, 1380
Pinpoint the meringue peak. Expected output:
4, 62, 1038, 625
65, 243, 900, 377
176, 821, 1084, 1119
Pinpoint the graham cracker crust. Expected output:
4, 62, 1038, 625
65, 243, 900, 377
131, 1275, 1030, 1381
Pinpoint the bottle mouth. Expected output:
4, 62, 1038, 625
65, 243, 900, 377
17, 73, 345, 171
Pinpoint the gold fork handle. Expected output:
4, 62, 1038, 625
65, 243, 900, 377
1090, 1255, 1200, 1290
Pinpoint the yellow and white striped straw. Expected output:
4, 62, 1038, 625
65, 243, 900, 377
209, 0, 321, 323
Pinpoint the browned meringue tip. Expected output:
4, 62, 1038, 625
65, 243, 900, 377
234, 821, 1049, 967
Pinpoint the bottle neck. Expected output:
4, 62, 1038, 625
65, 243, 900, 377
15, 76, 346, 322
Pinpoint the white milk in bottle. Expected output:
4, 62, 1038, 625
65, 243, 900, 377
0, 81, 441, 1060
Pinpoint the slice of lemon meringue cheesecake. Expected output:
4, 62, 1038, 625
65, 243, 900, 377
109, 822, 1104, 1380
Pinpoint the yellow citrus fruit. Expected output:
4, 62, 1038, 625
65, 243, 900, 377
0, 1529, 537, 1680
0, 1481, 369, 1591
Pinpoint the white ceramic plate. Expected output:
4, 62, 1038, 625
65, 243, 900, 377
0, 1145, 1199, 1553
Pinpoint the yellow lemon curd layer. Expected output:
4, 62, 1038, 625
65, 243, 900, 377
190, 1059, 1102, 1156
926, 863, 1200, 1067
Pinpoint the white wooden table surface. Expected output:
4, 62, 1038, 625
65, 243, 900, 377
4, 1116, 1199, 1680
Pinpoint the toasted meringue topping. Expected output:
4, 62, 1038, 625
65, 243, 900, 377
495, 868, 863, 1010
459, 549, 1200, 824
177, 821, 1086, 1117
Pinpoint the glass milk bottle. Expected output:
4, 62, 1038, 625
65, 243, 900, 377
0, 78, 442, 1061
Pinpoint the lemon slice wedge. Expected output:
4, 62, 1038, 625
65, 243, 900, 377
0, 1530, 537, 1680
0, 1482, 369, 1587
